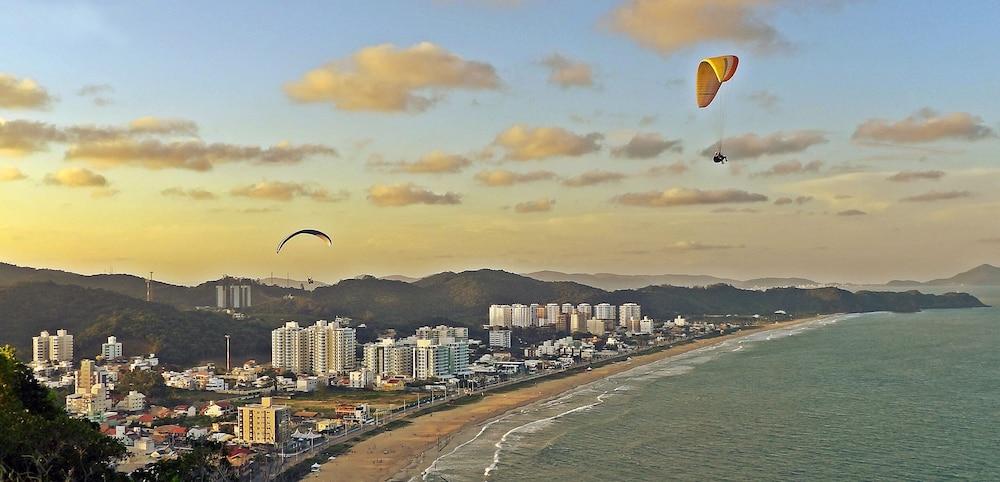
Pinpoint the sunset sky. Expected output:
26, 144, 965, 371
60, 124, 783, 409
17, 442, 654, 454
1, 0, 998, 285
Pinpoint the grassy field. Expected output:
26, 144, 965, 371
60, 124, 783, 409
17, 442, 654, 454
281, 387, 424, 415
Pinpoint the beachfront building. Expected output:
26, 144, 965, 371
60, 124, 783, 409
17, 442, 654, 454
362, 338, 414, 378
271, 320, 357, 375
412, 339, 470, 380
489, 304, 513, 327
619, 303, 642, 327
237, 397, 291, 446
101, 336, 123, 359
32, 329, 74, 367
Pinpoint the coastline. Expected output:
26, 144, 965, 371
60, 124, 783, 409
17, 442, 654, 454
308, 316, 825, 482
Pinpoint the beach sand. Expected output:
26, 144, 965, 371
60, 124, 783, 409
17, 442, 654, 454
307, 317, 818, 482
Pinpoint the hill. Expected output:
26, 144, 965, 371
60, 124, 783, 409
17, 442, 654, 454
0, 283, 272, 366
887, 264, 1000, 286
523, 270, 823, 291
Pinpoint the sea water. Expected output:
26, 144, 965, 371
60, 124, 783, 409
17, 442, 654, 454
421, 289, 999, 481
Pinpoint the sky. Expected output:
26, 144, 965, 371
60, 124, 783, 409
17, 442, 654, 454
1, 0, 998, 285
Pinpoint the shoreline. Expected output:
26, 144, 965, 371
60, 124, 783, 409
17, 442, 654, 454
309, 316, 827, 482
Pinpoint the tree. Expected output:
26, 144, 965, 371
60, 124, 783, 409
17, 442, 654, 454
0, 345, 128, 481
129, 441, 238, 482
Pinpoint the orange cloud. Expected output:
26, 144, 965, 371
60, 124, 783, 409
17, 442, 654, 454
66, 139, 336, 171
367, 183, 461, 207
44, 167, 108, 187
613, 187, 768, 207
513, 198, 556, 213
494, 124, 602, 161
0, 73, 53, 109
886, 170, 945, 182
562, 170, 626, 187
474, 169, 558, 186
853, 109, 995, 143
370, 150, 471, 174
161, 187, 217, 200
0, 166, 26, 181
231, 181, 347, 202
749, 159, 823, 177
900, 190, 972, 202
0, 119, 66, 155
607, 0, 789, 56
285, 42, 500, 112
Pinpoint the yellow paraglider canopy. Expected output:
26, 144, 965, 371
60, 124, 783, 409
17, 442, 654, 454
696, 55, 739, 108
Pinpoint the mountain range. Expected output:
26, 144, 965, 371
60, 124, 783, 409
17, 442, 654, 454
0, 262, 988, 367
886, 264, 1000, 287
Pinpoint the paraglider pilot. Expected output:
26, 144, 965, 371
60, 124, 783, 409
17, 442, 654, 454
713, 151, 727, 164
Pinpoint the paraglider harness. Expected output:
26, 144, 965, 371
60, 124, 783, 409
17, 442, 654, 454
713, 152, 727, 164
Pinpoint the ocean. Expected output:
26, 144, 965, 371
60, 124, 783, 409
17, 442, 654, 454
421, 288, 999, 481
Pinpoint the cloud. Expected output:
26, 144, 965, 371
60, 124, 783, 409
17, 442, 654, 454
562, 170, 626, 187
607, 0, 790, 56
0, 119, 66, 155
541, 53, 594, 89
774, 195, 813, 206
837, 209, 867, 216
613, 187, 768, 207
0, 73, 53, 109
664, 241, 744, 251
711, 207, 758, 213
611, 132, 682, 159
900, 190, 972, 202
639, 115, 657, 126
886, 170, 946, 182
747, 90, 779, 111
494, 124, 602, 161
0, 166, 26, 181
231, 181, 348, 202
644, 161, 689, 176
284, 42, 500, 112
127, 116, 199, 137
161, 187, 217, 200
66, 139, 336, 171
367, 183, 461, 206
369, 150, 471, 174
513, 198, 556, 213
44, 167, 108, 187
77, 83, 113, 106
749, 159, 823, 177
853, 109, 995, 143
474, 169, 558, 187
703, 130, 827, 159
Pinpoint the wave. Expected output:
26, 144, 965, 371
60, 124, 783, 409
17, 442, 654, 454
483, 391, 614, 478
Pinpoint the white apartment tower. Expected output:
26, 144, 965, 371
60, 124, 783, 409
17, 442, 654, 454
32, 329, 74, 366
511, 304, 537, 328
416, 325, 469, 344
101, 336, 123, 359
594, 303, 616, 321
271, 320, 356, 375
619, 303, 642, 327
412, 338, 470, 380
362, 339, 414, 378
217, 283, 252, 309
545, 303, 561, 326
489, 304, 513, 327
577, 303, 593, 321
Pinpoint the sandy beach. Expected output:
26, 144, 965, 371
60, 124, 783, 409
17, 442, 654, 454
307, 317, 819, 482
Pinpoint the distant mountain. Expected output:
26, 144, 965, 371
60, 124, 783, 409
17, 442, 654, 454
887, 264, 1000, 286
380, 275, 421, 283
260, 276, 330, 291
524, 270, 823, 291
0, 283, 272, 366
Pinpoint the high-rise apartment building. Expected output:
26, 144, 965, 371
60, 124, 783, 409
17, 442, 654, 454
32, 329, 74, 366
237, 397, 291, 446
545, 303, 561, 326
489, 304, 513, 327
412, 338, 470, 380
577, 303, 593, 321
101, 336, 123, 359
594, 303, 616, 321
362, 338, 414, 378
416, 325, 469, 344
217, 283, 252, 309
619, 303, 642, 327
271, 320, 356, 375
511, 304, 537, 328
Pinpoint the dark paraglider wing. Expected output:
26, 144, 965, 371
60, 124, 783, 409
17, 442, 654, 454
276, 229, 333, 254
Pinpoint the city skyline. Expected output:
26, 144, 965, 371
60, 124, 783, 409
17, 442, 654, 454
2, 1, 999, 285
